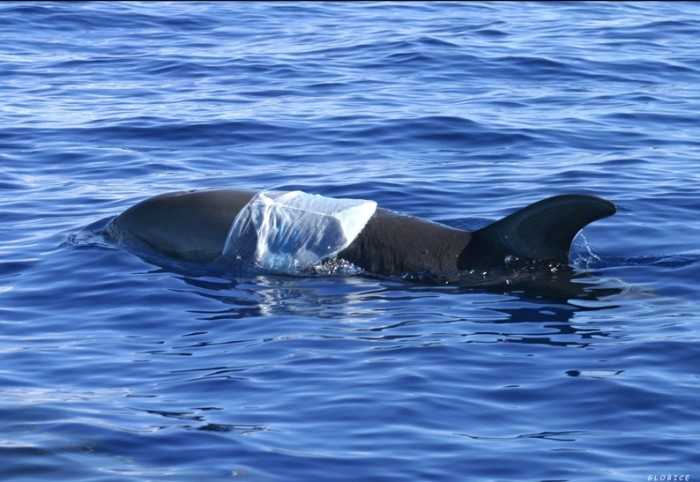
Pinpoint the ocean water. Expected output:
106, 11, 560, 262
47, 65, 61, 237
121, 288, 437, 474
1, 2, 699, 481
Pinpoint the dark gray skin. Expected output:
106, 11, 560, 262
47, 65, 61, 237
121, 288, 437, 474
107, 189, 616, 278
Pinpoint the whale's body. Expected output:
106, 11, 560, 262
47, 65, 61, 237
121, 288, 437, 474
107, 189, 615, 278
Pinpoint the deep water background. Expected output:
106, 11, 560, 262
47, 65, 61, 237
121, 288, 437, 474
1, 2, 699, 481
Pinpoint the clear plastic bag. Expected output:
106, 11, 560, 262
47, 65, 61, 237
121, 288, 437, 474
222, 191, 377, 273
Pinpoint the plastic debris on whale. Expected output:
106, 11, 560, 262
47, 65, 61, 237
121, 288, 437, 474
222, 190, 377, 273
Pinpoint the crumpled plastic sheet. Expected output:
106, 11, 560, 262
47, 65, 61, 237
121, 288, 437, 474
221, 190, 377, 273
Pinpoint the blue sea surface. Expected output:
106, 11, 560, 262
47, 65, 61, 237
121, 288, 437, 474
1, 2, 699, 481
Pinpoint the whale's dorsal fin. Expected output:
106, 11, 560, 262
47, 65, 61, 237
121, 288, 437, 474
458, 194, 616, 269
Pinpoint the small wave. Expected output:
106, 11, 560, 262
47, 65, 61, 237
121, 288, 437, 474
602, 111, 699, 128
352, 116, 535, 147
381, 51, 437, 66
494, 55, 569, 71
413, 36, 459, 48
474, 28, 508, 37
64, 217, 116, 250
62, 120, 306, 147
143, 59, 212, 77
600, 19, 700, 37
0, 259, 39, 277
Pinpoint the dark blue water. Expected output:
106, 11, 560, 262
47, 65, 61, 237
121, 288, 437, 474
1, 2, 699, 481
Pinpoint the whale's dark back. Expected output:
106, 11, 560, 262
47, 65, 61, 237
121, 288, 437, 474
108, 190, 615, 278
108, 190, 255, 262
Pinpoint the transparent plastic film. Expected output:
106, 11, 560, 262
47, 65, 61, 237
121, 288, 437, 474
221, 191, 377, 273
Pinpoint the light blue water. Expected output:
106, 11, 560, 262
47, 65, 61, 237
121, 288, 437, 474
1, 2, 699, 481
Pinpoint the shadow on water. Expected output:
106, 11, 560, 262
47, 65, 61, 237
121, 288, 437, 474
164, 269, 628, 350
126, 251, 628, 344
361, 269, 626, 348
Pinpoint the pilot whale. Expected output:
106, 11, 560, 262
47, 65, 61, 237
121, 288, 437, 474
107, 189, 616, 278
